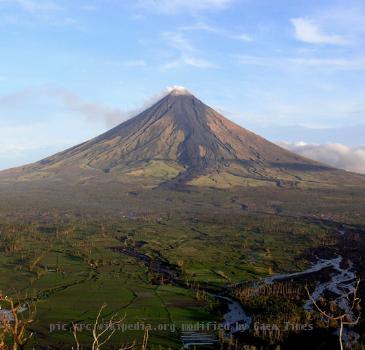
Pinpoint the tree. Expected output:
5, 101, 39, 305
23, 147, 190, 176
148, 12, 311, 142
72, 303, 136, 350
305, 279, 361, 350
0, 292, 36, 350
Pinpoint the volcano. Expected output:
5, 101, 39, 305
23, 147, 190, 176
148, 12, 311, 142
1, 87, 364, 190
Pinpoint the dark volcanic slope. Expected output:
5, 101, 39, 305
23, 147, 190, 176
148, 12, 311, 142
1, 88, 364, 188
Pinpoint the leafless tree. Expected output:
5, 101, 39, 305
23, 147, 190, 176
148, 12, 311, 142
0, 292, 36, 350
141, 326, 149, 350
72, 303, 137, 350
306, 279, 361, 350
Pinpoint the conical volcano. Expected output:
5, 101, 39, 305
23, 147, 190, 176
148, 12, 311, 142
50, 88, 311, 166
1, 88, 363, 189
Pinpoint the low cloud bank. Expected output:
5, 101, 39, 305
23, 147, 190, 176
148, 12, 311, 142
280, 142, 365, 174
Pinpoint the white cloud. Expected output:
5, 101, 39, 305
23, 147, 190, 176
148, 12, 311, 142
232, 33, 253, 42
234, 54, 365, 70
290, 17, 348, 45
137, 0, 234, 13
162, 32, 196, 53
180, 22, 217, 32
0, 0, 81, 29
161, 22, 251, 71
0, 0, 59, 12
161, 31, 217, 69
180, 21, 253, 42
288, 57, 365, 68
162, 57, 217, 70
280, 142, 365, 174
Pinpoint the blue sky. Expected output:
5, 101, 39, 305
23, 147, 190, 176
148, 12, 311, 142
1, 0, 365, 172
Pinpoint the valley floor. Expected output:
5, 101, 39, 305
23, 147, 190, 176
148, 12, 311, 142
1, 210, 364, 349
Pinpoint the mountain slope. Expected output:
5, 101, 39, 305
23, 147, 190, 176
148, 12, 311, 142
1, 88, 364, 189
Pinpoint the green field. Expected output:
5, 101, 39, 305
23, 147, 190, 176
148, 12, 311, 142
0, 213, 335, 349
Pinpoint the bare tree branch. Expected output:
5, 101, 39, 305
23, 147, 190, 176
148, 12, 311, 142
305, 279, 361, 350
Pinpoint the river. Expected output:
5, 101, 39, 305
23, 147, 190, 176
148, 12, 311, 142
111, 241, 359, 348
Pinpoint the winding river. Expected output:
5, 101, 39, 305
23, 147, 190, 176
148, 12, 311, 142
261, 255, 357, 316
111, 241, 359, 348
184, 254, 359, 349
